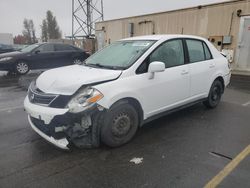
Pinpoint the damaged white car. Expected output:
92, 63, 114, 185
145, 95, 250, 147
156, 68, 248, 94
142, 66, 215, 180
24, 35, 231, 150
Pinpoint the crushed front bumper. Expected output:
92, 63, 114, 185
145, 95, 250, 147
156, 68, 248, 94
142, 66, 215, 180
28, 115, 70, 150
24, 96, 105, 150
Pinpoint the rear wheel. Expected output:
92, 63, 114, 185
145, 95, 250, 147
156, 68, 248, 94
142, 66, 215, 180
73, 58, 82, 65
15, 61, 29, 75
101, 103, 139, 147
203, 80, 223, 108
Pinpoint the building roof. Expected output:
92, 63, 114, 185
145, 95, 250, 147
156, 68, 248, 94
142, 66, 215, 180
97, 0, 243, 24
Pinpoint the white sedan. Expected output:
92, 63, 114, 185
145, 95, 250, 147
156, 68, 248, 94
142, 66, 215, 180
24, 35, 231, 149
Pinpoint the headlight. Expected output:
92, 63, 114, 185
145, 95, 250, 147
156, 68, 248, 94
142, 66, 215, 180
67, 87, 103, 113
0, 57, 13, 62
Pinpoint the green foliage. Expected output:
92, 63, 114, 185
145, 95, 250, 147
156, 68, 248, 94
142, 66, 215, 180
41, 10, 62, 42
41, 19, 48, 42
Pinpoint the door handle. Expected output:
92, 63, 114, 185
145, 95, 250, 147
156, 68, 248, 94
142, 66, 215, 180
181, 70, 189, 75
209, 64, 215, 68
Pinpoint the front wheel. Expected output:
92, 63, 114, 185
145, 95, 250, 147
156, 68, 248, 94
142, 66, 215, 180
203, 80, 223, 109
15, 61, 29, 75
101, 103, 139, 147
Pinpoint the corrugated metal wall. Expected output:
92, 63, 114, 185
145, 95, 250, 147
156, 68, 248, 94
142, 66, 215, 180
96, 0, 250, 50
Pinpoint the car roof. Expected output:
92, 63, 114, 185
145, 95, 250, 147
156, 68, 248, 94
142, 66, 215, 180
38, 42, 71, 45
120, 34, 207, 41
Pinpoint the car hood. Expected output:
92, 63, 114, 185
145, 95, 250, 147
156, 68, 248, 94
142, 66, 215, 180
0, 51, 24, 58
36, 65, 122, 95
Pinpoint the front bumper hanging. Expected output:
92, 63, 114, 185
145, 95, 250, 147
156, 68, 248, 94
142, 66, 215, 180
28, 115, 70, 150
25, 97, 106, 149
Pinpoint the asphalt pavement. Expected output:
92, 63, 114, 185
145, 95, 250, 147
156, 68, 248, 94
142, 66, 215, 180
0, 71, 249, 188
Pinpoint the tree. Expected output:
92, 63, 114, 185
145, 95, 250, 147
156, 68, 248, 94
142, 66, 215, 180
41, 10, 62, 41
22, 19, 36, 44
41, 19, 48, 42
14, 35, 27, 44
29, 20, 36, 43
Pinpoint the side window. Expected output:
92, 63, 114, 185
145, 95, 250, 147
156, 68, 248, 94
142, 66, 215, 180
149, 40, 184, 68
203, 42, 212, 60
37, 44, 54, 52
186, 40, 205, 63
55, 44, 74, 51
136, 58, 149, 74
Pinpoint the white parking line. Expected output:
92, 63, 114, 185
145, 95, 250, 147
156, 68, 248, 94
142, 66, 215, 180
242, 101, 250, 107
0, 106, 23, 112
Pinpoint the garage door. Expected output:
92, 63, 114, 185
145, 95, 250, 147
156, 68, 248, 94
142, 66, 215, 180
237, 17, 250, 71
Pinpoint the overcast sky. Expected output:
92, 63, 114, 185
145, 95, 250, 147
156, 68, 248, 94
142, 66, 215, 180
0, 0, 229, 37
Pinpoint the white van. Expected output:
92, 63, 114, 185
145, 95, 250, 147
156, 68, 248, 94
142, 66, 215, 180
24, 35, 231, 149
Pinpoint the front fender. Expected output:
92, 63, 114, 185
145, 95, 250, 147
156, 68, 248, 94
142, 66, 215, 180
97, 90, 144, 111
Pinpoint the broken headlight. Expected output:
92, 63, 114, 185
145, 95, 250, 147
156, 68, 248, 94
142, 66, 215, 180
67, 87, 103, 113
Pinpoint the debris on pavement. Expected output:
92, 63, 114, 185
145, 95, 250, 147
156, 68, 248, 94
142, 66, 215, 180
130, 157, 143, 164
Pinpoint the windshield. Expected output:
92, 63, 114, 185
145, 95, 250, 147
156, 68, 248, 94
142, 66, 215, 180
21, 43, 40, 52
85, 40, 156, 70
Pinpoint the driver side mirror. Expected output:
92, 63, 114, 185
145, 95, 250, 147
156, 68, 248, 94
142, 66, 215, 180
34, 50, 40, 54
148, 61, 165, 79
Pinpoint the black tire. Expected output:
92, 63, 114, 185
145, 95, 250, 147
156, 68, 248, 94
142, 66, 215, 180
101, 103, 139, 147
203, 80, 223, 109
15, 61, 29, 75
72, 58, 82, 65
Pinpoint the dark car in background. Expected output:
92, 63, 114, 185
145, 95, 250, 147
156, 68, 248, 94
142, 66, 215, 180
0, 44, 15, 54
0, 43, 89, 75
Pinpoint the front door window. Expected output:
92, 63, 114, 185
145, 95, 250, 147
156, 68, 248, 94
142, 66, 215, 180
149, 39, 184, 68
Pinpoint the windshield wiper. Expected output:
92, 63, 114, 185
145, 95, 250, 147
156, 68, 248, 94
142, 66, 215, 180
86, 63, 125, 70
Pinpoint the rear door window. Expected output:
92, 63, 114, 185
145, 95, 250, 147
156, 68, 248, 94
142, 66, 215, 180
203, 43, 212, 60
37, 44, 54, 52
186, 40, 205, 63
55, 44, 75, 51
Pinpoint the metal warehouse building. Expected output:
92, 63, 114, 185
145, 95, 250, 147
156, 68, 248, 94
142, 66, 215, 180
95, 0, 250, 74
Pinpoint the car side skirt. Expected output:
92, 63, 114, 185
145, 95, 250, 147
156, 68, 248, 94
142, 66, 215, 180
142, 98, 207, 125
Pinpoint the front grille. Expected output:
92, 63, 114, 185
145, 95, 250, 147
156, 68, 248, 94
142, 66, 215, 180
28, 82, 57, 106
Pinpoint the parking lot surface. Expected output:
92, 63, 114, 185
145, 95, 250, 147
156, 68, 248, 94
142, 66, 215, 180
0, 72, 249, 188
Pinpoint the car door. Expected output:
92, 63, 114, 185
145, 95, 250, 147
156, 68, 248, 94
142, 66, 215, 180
134, 39, 190, 118
32, 43, 56, 69
185, 39, 214, 99
54, 44, 76, 66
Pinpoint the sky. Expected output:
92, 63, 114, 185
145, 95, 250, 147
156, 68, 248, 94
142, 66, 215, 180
0, 0, 229, 38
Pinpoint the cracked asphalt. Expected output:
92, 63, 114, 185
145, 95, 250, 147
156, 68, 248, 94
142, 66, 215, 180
0, 72, 249, 188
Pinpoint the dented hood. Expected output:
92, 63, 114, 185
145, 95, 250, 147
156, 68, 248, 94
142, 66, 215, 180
36, 65, 122, 95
